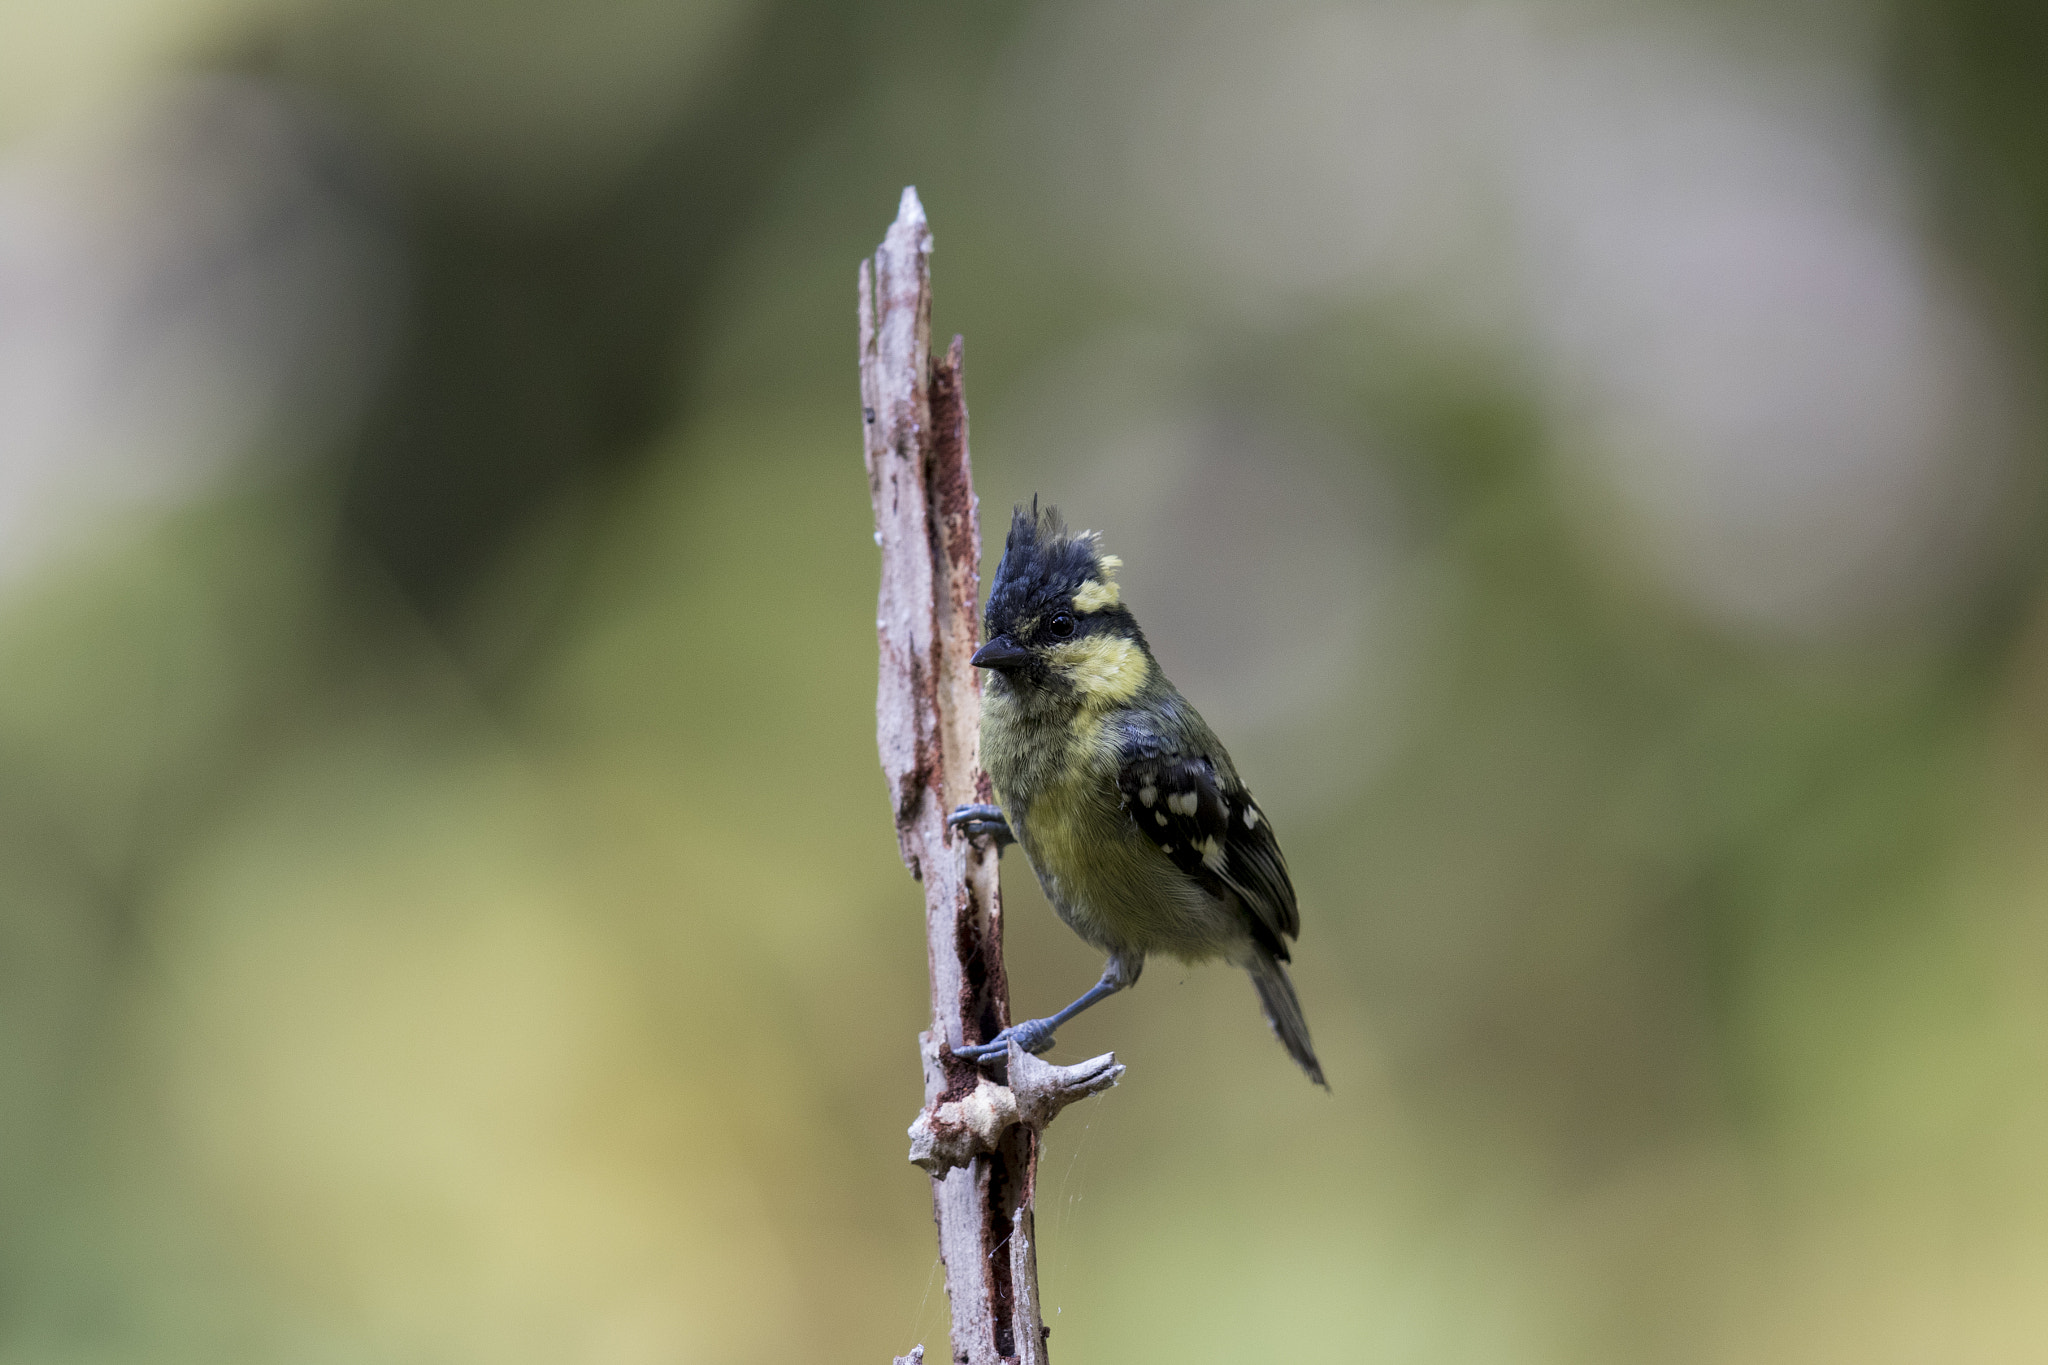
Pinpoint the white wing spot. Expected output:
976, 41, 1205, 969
1200, 837, 1227, 872
1155, 811, 1168, 826
1167, 792, 1199, 817
1243, 805, 1260, 829
1139, 786, 1157, 807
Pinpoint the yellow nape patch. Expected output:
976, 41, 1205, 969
1097, 554, 1122, 575
1072, 578, 1121, 613
1055, 635, 1148, 703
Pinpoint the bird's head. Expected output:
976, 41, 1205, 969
976, 501, 1152, 704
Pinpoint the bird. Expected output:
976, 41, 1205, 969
947, 502, 1324, 1086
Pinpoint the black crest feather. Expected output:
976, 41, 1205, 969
986, 499, 1115, 633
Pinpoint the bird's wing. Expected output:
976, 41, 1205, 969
1116, 751, 1300, 958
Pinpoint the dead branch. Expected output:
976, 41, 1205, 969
861, 187, 1119, 1365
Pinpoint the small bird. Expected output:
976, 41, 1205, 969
949, 502, 1324, 1086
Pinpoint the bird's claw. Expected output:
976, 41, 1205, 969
948, 803, 1014, 851
955, 1018, 1058, 1063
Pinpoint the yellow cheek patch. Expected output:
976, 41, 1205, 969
1071, 578, 1121, 613
1054, 635, 1148, 703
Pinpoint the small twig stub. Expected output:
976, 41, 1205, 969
908, 1040, 1125, 1176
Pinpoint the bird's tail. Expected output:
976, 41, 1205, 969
1247, 952, 1326, 1088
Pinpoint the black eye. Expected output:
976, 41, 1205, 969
1048, 612, 1076, 639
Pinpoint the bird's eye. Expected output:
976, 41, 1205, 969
1048, 612, 1076, 639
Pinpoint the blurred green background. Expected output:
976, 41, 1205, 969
5, 0, 2048, 1361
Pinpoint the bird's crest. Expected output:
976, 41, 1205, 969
988, 499, 1123, 625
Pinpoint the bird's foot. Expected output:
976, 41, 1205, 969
947, 803, 1014, 851
954, 1017, 1057, 1063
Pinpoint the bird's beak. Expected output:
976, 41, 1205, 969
971, 635, 1033, 669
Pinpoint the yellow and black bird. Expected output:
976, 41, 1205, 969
949, 503, 1324, 1086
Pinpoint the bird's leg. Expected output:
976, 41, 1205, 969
956, 956, 1140, 1063
947, 803, 1014, 851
